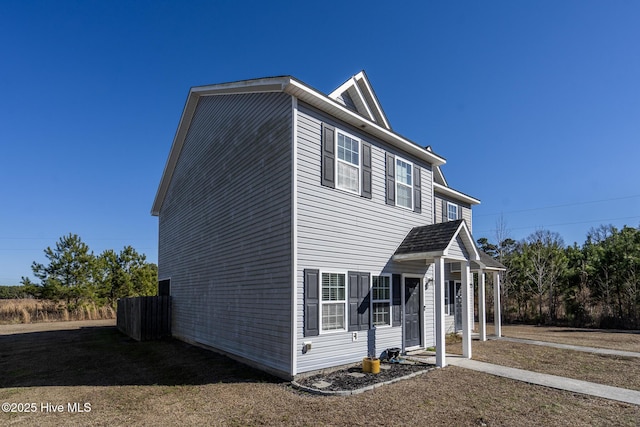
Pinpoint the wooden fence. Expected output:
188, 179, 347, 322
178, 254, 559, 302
116, 296, 171, 341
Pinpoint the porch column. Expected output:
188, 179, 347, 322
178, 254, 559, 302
434, 256, 446, 367
493, 271, 502, 337
461, 261, 472, 359
478, 270, 487, 341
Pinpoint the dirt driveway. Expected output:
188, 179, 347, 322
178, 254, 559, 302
1, 321, 638, 426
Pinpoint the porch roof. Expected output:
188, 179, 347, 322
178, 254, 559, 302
472, 251, 507, 271
392, 220, 480, 263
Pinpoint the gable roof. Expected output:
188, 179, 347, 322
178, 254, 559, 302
328, 71, 391, 130
433, 165, 448, 186
151, 74, 446, 216
393, 219, 480, 262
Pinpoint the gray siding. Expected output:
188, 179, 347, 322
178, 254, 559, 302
448, 236, 469, 260
434, 194, 473, 232
158, 92, 293, 376
295, 103, 435, 374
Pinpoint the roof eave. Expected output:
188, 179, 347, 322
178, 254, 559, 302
434, 182, 481, 205
393, 251, 444, 262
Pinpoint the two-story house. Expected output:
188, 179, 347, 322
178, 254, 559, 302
151, 71, 504, 380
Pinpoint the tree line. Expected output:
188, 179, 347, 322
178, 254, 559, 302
18, 233, 157, 307
479, 224, 640, 329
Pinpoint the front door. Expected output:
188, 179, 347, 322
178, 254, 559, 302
404, 277, 422, 348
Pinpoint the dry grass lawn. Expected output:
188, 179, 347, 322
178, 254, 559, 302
447, 339, 640, 391
0, 322, 638, 426
498, 323, 640, 352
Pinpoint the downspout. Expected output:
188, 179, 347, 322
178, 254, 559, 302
290, 95, 299, 378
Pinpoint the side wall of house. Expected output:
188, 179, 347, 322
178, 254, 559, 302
295, 103, 436, 374
158, 92, 293, 377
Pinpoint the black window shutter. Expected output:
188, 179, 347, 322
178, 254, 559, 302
321, 123, 335, 188
442, 199, 448, 222
413, 166, 421, 213
458, 205, 462, 220
304, 269, 320, 337
392, 274, 401, 326
348, 271, 360, 331
449, 281, 455, 315
361, 141, 372, 199
386, 153, 396, 205
348, 271, 370, 331
358, 272, 370, 330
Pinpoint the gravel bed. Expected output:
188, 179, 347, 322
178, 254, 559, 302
295, 361, 433, 393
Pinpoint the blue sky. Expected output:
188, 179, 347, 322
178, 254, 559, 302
1, 1, 639, 284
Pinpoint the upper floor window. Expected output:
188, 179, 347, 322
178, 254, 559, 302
372, 275, 391, 326
447, 202, 458, 221
336, 132, 360, 194
321, 123, 371, 199
396, 157, 413, 209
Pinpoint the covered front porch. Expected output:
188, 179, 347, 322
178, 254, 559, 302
393, 219, 505, 367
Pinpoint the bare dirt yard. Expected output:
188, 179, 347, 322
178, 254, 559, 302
1, 321, 638, 426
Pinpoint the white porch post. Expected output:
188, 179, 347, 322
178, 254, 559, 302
493, 271, 502, 337
461, 261, 472, 358
434, 256, 446, 367
478, 270, 487, 341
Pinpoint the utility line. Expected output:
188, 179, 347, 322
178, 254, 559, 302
475, 215, 640, 236
475, 194, 640, 218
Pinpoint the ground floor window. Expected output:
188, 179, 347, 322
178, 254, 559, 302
372, 275, 391, 326
321, 272, 346, 331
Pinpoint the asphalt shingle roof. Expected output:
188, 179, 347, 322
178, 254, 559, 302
473, 250, 506, 270
394, 220, 464, 255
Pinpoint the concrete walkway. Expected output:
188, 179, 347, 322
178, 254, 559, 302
413, 354, 640, 406
496, 336, 640, 358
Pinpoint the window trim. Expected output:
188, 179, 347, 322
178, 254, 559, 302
395, 156, 414, 210
447, 202, 458, 221
335, 129, 361, 195
371, 274, 392, 328
319, 270, 348, 334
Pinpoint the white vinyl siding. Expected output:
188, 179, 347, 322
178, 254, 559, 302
396, 157, 413, 209
372, 275, 391, 326
321, 272, 346, 331
336, 131, 360, 194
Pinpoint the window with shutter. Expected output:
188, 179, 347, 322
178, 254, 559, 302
321, 123, 372, 199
